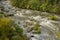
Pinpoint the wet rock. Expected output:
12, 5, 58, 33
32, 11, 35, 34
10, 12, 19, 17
4, 13, 14, 17
31, 35, 34, 37
27, 27, 33, 32
25, 10, 33, 14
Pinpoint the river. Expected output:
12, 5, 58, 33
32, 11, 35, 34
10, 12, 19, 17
0, 0, 60, 40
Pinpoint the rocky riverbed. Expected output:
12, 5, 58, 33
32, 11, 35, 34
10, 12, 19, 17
0, 0, 60, 40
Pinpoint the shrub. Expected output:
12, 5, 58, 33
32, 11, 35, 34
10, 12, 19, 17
9, 0, 60, 14
0, 17, 29, 40
0, 14, 3, 18
56, 32, 60, 39
49, 15, 58, 21
28, 0, 40, 10
33, 23, 41, 34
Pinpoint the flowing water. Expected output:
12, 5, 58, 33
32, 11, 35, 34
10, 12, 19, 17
0, 0, 60, 40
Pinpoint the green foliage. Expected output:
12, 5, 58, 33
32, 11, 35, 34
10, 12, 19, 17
49, 15, 58, 21
0, 14, 3, 18
56, 32, 60, 39
16, 27, 23, 35
28, 0, 40, 10
0, 17, 29, 40
40, 3, 47, 11
47, 4, 58, 13
33, 23, 41, 34
10, 0, 17, 7
10, 0, 60, 14
10, 0, 25, 8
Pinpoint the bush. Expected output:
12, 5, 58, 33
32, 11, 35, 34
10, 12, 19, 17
49, 15, 58, 21
0, 14, 3, 18
56, 32, 60, 39
28, 0, 40, 10
0, 17, 29, 40
33, 23, 41, 34
9, 0, 60, 14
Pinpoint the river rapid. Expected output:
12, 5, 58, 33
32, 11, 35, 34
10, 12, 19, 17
0, 0, 60, 40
